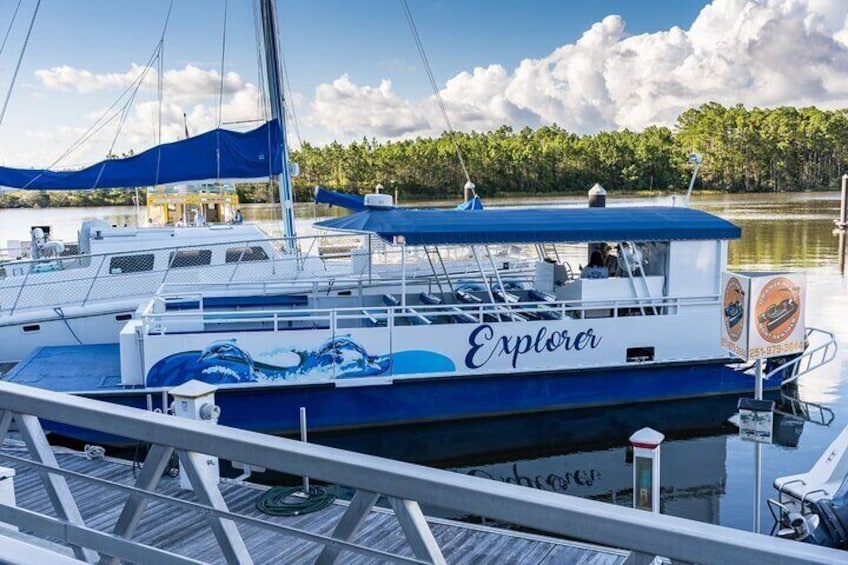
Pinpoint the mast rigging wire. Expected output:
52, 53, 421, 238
0, 0, 24, 60
0, 0, 40, 130
23, 2, 174, 189
216, 0, 229, 182
400, 0, 472, 187
217, 0, 228, 128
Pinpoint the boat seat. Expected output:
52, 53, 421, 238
450, 308, 478, 324
456, 290, 482, 304
361, 309, 386, 327
383, 293, 434, 326
493, 289, 537, 321
419, 293, 464, 324
418, 292, 442, 305
528, 289, 556, 302
494, 289, 520, 304
456, 289, 521, 322
526, 288, 561, 320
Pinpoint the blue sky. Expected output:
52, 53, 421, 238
2, 0, 848, 167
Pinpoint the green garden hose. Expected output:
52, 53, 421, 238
255, 486, 336, 517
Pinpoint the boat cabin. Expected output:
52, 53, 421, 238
146, 182, 240, 226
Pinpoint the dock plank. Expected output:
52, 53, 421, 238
0, 444, 629, 564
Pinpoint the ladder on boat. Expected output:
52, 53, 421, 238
618, 242, 656, 315
536, 243, 561, 263
775, 393, 835, 427
422, 245, 452, 295
762, 327, 838, 386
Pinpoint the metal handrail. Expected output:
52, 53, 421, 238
0, 381, 842, 564
140, 292, 722, 336
0, 233, 529, 316
762, 327, 838, 385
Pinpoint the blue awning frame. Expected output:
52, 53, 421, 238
314, 206, 741, 246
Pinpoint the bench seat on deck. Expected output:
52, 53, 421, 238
383, 294, 433, 326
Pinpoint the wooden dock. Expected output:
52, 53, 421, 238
0, 442, 629, 564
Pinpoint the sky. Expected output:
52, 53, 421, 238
1, 0, 848, 168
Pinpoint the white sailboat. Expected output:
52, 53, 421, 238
0, 1, 515, 367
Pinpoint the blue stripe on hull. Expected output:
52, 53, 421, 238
45, 361, 765, 444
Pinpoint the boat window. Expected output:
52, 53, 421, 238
169, 249, 212, 268
109, 254, 155, 274
225, 246, 269, 263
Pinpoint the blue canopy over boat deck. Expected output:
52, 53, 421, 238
314, 206, 741, 245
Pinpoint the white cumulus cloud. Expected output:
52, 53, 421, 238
307, 0, 848, 139
35, 64, 245, 102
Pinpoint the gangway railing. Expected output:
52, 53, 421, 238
0, 381, 843, 564
762, 327, 838, 386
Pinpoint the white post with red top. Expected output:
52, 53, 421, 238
630, 427, 665, 513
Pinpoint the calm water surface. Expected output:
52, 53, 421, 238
1, 192, 846, 532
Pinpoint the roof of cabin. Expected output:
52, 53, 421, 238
314, 205, 741, 245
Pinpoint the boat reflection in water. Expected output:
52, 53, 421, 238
310, 392, 806, 525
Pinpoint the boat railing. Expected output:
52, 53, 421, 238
762, 327, 838, 386
0, 233, 530, 316
0, 381, 841, 564
140, 289, 721, 337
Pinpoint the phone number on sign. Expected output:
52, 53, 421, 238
747, 341, 804, 359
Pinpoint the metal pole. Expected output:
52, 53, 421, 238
840, 174, 848, 228
260, 0, 297, 250
401, 243, 407, 309
753, 360, 763, 533
300, 407, 309, 493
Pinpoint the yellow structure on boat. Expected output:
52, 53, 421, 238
146, 183, 239, 225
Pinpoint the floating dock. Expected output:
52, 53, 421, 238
0, 380, 843, 565
0, 442, 627, 564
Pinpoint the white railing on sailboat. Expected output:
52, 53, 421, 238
0, 233, 527, 316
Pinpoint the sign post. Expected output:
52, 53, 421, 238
720, 271, 805, 533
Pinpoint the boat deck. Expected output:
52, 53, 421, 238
2, 344, 120, 392
0, 443, 629, 564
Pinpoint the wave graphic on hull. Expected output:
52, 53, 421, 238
146, 336, 454, 387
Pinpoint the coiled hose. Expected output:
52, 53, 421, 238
255, 486, 336, 517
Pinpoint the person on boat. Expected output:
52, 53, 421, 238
581, 251, 609, 279
600, 243, 618, 277
235, 209, 244, 224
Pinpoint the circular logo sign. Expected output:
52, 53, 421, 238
755, 277, 801, 343
722, 277, 745, 342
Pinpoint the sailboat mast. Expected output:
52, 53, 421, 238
260, 0, 297, 249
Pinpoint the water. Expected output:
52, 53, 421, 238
1, 192, 846, 533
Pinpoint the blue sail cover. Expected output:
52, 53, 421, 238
0, 120, 282, 190
315, 206, 741, 245
313, 186, 366, 210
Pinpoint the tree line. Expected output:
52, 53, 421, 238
2, 102, 847, 208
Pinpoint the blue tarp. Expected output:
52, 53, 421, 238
0, 120, 282, 190
456, 195, 483, 210
314, 206, 741, 245
313, 186, 366, 210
